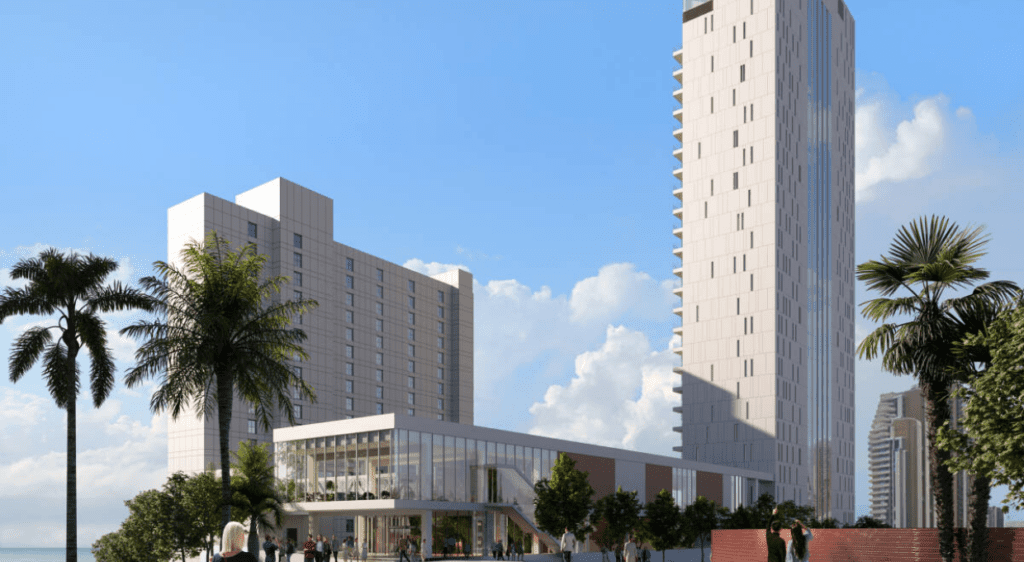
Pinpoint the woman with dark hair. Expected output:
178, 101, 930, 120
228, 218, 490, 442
785, 519, 814, 562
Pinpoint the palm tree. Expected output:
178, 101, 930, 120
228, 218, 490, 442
231, 441, 287, 555
0, 249, 151, 562
857, 216, 1018, 562
121, 232, 318, 530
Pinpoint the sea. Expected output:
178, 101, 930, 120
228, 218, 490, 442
0, 549, 97, 562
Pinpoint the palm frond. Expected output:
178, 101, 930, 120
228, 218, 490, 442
76, 312, 116, 407
9, 326, 54, 382
856, 258, 913, 297
859, 297, 920, 323
42, 342, 78, 409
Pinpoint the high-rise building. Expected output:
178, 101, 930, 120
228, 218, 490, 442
671, 0, 856, 523
869, 386, 974, 528
166, 178, 474, 475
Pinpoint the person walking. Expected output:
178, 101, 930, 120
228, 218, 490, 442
304, 535, 318, 562
622, 535, 637, 562
766, 507, 786, 562
559, 528, 576, 562
360, 538, 368, 562
316, 536, 326, 562
785, 520, 813, 562
399, 536, 413, 562
287, 539, 296, 562
332, 536, 340, 562
325, 537, 333, 562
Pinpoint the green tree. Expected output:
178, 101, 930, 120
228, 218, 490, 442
940, 303, 1024, 547
848, 516, 891, 529
533, 453, 595, 539
122, 232, 318, 530
165, 472, 214, 562
0, 249, 151, 562
93, 489, 176, 562
189, 468, 226, 561
680, 496, 718, 562
592, 487, 642, 561
857, 216, 1018, 562
231, 441, 287, 554
636, 490, 681, 562
807, 517, 839, 529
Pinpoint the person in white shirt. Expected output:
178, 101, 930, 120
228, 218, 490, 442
622, 535, 637, 562
559, 528, 576, 562
785, 520, 813, 562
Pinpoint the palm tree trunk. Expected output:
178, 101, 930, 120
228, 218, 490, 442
969, 475, 991, 562
66, 346, 78, 562
218, 373, 234, 532
249, 517, 260, 556
924, 382, 955, 562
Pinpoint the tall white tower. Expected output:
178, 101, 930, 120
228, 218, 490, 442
671, 0, 856, 523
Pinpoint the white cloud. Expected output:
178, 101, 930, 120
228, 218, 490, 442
856, 95, 948, 201
0, 388, 49, 430
402, 259, 470, 277
569, 263, 675, 324
527, 326, 679, 454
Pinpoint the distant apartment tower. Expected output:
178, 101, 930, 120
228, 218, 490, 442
988, 507, 1005, 529
868, 387, 973, 528
671, 0, 856, 523
167, 178, 474, 474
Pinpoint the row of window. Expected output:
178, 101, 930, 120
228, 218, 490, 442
345, 326, 445, 348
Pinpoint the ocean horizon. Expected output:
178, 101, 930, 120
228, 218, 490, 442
0, 548, 96, 562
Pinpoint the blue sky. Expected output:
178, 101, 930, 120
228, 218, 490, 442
1, 0, 1022, 547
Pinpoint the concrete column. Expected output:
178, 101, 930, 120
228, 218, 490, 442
421, 511, 433, 558
471, 512, 481, 556
498, 514, 507, 546
356, 516, 366, 552
308, 514, 319, 540
531, 534, 539, 554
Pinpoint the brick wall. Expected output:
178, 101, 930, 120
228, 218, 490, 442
711, 528, 1024, 562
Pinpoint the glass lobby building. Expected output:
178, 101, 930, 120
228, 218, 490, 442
274, 414, 772, 555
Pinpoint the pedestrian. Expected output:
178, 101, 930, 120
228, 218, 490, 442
399, 536, 412, 562
287, 539, 296, 562
419, 537, 427, 562
216, 522, 258, 562
409, 537, 418, 562
495, 540, 503, 561
332, 536, 340, 562
623, 535, 637, 562
264, 535, 280, 562
361, 537, 368, 562
559, 528, 576, 562
766, 507, 786, 562
341, 537, 350, 562
505, 541, 512, 561
304, 534, 317, 562
785, 520, 813, 562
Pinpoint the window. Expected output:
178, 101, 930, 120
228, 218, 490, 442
732, 89, 736, 106
376, 403, 383, 415
248, 420, 256, 434
437, 398, 444, 410
376, 302, 383, 315
733, 26, 736, 42
293, 271, 302, 287
408, 408, 415, 416
376, 353, 384, 365
376, 386, 383, 399
345, 257, 354, 271
248, 222, 258, 238
294, 405, 302, 419
292, 233, 302, 249
375, 319, 383, 331
346, 310, 354, 323
375, 336, 383, 349
750, 40, 754, 58
734, 172, 739, 190
345, 275, 354, 289
376, 268, 384, 281
698, 142, 701, 159
345, 328, 354, 341
437, 306, 444, 319
437, 367, 444, 379
438, 383, 444, 394
408, 312, 415, 325
733, 130, 739, 147
711, 262, 714, 278
437, 337, 444, 349
346, 380, 354, 393
750, 103, 754, 119
408, 393, 415, 405
408, 344, 415, 357
696, 306, 699, 322
408, 360, 415, 373
294, 291, 302, 303
408, 376, 415, 388
346, 397, 354, 411
438, 321, 444, 334
710, 97, 714, 113
247, 403, 255, 414
345, 345, 354, 358
408, 280, 415, 292
710, 56, 714, 72
743, 21, 746, 38
438, 290, 444, 303
408, 296, 415, 309
437, 352, 444, 363
375, 369, 383, 382
292, 366, 303, 399
734, 257, 737, 273
437, 413, 444, 421
346, 293, 354, 306
740, 65, 746, 82
376, 285, 384, 298
293, 253, 302, 268
345, 363, 354, 376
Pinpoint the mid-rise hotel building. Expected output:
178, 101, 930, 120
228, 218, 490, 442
671, 0, 856, 522
167, 178, 474, 475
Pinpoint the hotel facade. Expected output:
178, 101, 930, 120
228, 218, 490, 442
671, 0, 857, 523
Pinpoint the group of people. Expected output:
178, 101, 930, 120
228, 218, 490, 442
488, 539, 525, 560
766, 507, 814, 562
396, 535, 425, 562
260, 533, 294, 562
303, 534, 368, 562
